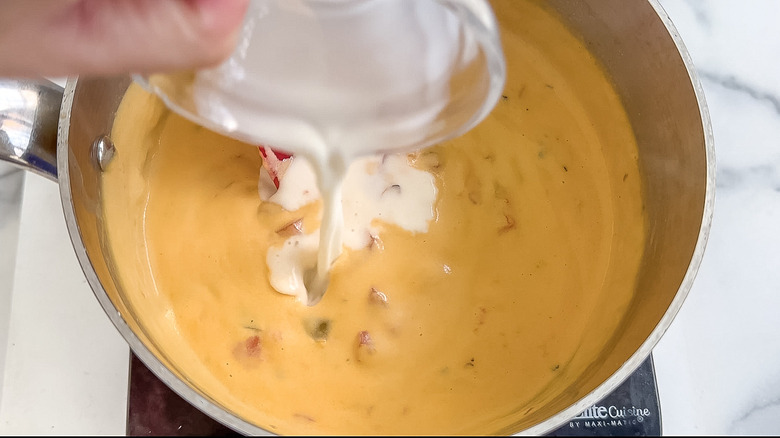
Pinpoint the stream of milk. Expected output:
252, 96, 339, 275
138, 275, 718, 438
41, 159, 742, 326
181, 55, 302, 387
187, 0, 493, 304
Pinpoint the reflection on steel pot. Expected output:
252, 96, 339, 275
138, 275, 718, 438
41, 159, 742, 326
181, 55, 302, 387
0, 0, 713, 435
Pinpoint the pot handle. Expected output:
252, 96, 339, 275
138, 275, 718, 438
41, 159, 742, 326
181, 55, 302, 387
0, 78, 63, 182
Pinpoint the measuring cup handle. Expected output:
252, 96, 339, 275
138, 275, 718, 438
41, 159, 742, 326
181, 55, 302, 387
0, 78, 64, 182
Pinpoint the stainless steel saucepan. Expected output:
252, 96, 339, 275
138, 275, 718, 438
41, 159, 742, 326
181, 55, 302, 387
0, 0, 714, 434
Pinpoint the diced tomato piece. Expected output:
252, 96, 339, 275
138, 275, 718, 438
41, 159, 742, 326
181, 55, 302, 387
354, 330, 377, 363
244, 335, 262, 357
275, 218, 304, 237
368, 287, 388, 306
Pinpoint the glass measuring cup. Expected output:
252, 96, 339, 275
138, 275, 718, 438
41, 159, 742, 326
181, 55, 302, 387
133, 0, 506, 158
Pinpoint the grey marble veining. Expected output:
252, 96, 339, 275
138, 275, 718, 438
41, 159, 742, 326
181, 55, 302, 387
700, 71, 780, 116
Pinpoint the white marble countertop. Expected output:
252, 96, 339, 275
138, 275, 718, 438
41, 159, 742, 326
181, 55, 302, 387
651, 0, 780, 434
1, 0, 779, 435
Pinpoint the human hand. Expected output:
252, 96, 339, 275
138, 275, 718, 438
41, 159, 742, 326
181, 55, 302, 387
0, 0, 250, 77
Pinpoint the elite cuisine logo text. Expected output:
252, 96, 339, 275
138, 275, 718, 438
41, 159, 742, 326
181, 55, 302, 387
567, 404, 652, 429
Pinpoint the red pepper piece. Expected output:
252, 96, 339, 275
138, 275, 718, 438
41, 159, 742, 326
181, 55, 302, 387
258, 145, 294, 189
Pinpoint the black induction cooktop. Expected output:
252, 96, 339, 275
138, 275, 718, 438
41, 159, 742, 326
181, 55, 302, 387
126, 354, 661, 436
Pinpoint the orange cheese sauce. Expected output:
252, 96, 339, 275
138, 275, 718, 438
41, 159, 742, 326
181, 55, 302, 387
101, 1, 646, 434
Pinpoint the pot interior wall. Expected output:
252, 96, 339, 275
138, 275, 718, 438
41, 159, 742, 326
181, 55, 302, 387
516, 0, 708, 432
63, 76, 186, 380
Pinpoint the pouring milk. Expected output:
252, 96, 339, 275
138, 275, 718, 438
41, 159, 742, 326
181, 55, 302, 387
136, 0, 506, 305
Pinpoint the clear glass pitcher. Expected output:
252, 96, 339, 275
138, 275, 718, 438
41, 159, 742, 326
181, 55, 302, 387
134, 0, 506, 159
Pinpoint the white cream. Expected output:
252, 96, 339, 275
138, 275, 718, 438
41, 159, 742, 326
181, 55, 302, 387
263, 154, 437, 303
187, 0, 497, 304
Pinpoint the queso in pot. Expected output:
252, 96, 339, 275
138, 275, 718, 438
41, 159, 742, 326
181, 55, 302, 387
101, 0, 645, 434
